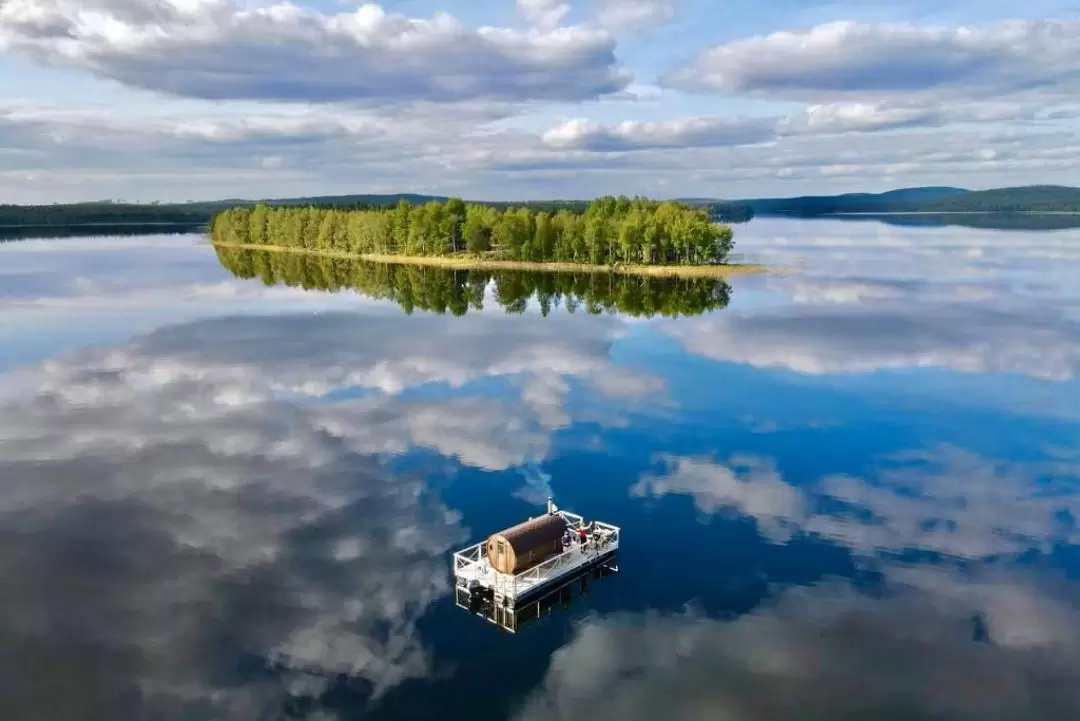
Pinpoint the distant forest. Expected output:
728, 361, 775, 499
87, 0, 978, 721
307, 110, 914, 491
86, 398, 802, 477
4, 185, 1079, 231
0, 223, 202, 241
211, 196, 736, 266
739, 185, 1080, 215
0, 202, 212, 226
215, 245, 732, 319
0, 195, 753, 230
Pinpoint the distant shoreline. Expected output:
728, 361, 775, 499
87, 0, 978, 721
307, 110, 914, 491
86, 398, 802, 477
807, 211, 1080, 217
0, 221, 206, 228
211, 242, 767, 278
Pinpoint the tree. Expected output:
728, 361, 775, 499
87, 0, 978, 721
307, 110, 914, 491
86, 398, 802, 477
533, 212, 555, 262
445, 198, 466, 252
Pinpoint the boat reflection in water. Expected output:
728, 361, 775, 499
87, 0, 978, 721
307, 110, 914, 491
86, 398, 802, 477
455, 557, 620, 633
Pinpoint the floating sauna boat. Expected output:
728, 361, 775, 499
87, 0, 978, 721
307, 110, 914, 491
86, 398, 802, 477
452, 499, 620, 609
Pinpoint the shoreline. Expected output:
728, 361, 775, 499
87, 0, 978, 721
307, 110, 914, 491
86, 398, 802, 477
211, 242, 767, 278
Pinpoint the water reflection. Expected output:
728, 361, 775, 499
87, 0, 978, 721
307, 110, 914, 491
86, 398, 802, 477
0, 223, 204, 240
844, 212, 1080, 232
457, 562, 621, 634
0, 332, 469, 719
214, 246, 732, 318
2, 222, 1080, 721
518, 567, 1080, 721
634, 447, 1080, 560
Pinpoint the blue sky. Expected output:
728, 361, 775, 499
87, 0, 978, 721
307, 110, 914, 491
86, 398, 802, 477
1, 0, 1079, 202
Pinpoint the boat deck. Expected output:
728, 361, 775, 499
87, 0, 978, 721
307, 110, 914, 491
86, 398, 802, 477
453, 508, 620, 605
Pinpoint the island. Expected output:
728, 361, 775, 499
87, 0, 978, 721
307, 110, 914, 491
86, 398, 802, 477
210, 197, 753, 277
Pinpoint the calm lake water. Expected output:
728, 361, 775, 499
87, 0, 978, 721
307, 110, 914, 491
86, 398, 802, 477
2, 218, 1080, 720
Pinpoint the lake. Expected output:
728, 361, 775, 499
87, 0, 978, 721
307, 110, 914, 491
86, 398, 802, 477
2, 218, 1079, 721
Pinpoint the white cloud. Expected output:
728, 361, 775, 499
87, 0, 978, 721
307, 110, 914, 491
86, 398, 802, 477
0, 1, 631, 104
542, 115, 776, 151
667, 19, 1080, 103
519, 0, 571, 29
3, 7, 1080, 198
596, 0, 675, 32
539, 95, 1074, 153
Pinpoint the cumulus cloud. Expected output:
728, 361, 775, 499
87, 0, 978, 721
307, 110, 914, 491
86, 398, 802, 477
538, 93, 1077, 152
487, 120, 1080, 194
0, 99, 550, 202
0, 1, 631, 104
542, 115, 777, 151
517, 571, 1080, 721
781, 101, 948, 134
666, 19, 1080, 102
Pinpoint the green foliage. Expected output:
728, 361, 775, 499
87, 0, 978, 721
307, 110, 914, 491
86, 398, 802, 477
211, 196, 737, 266
215, 246, 732, 319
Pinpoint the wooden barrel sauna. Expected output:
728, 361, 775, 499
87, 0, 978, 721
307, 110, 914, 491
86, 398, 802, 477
486, 513, 568, 575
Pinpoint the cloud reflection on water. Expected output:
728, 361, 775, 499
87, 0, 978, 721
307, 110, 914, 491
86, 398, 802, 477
3, 220, 1080, 721
665, 220, 1080, 382
635, 446, 1080, 561
518, 567, 1080, 721
0, 297, 673, 718
0, 336, 469, 719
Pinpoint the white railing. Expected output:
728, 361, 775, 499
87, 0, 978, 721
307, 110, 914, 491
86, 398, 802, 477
513, 520, 621, 591
557, 510, 584, 527
453, 541, 487, 586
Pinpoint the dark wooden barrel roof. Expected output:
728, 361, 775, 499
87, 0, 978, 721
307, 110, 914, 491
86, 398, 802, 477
491, 513, 567, 551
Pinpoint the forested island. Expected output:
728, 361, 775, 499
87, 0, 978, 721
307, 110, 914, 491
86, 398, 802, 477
210, 196, 738, 271
215, 246, 731, 318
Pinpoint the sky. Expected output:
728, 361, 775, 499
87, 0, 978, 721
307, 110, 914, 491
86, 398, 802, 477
1, 0, 1079, 202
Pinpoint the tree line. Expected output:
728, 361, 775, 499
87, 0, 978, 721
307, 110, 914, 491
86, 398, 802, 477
211, 196, 735, 266
0, 202, 210, 226
0, 223, 200, 241
215, 246, 732, 319
744, 186, 1080, 216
